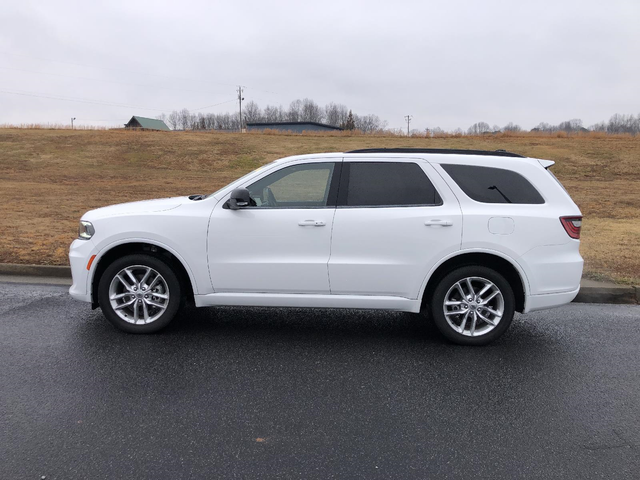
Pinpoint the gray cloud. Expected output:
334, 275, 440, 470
1, 0, 638, 130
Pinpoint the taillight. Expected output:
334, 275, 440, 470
560, 216, 582, 239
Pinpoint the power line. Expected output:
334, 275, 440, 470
2, 87, 243, 114
0, 51, 239, 89
191, 98, 238, 112
0, 66, 233, 97
0, 88, 172, 111
0, 51, 279, 95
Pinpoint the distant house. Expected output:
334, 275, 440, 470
124, 116, 170, 131
246, 121, 342, 133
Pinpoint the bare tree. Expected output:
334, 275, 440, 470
467, 122, 491, 135
558, 119, 583, 132
276, 105, 287, 122
503, 122, 522, 132
179, 109, 191, 130
196, 112, 206, 130
607, 113, 639, 134
189, 113, 199, 130
325, 103, 349, 127
287, 99, 302, 122
532, 122, 555, 133
263, 105, 281, 123
168, 110, 180, 130
214, 113, 236, 130
204, 113, 216, 130
301, 98, 324, 123
243, 101, 263, 124
354, 113, 386, 133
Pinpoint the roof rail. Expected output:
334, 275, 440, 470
344, 148, 525, 158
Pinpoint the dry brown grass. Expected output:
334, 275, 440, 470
0, 128, 638, 284
0, 123, 111, 130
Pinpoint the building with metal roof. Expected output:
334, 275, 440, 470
124, 116, 171, 131
246, 121, 342, 133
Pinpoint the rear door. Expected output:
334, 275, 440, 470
328, 158, 462, 299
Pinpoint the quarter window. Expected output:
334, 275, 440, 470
344, 162, 442, 207
246, 162, 335, 208
441, 164, 544, 204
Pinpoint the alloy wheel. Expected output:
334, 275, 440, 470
443, 276, 504, 337
108, 265, 170, 324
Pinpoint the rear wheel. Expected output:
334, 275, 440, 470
98, 254, 182, 333
430, 266, 515, 346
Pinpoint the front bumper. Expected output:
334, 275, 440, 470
69, 238, 96, 303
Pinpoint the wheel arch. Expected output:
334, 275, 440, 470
419, 250, 529, 313
90, 241, 195, 308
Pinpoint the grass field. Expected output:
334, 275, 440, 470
0, 128, 638, 285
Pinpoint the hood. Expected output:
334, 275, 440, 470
82, 196, 188, 221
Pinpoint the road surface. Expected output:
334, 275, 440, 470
1, 281, 639, 479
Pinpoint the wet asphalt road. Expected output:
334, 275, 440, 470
1, 282, 639, 480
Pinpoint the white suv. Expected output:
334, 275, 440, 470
69, 148, 583, 345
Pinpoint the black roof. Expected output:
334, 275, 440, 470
246, 121, 343, 131
345, 148, 525, 158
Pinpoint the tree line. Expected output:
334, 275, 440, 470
157, 103, 640, 136
424, 114, 640, 136
157, 98, 387, 132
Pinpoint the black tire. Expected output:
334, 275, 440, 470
98, 254, 182, 333
430, 266, 515, 346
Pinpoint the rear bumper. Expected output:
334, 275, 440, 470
519, 241, 583, 295
525, 286, 580, 313
69, 239, 95, 303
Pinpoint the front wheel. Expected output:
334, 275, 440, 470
430, 266, 515, 346
98, 254, 182, 333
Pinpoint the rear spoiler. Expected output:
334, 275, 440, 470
537, 159, 555, 169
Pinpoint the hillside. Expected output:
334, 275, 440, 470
0, 128, 638, 284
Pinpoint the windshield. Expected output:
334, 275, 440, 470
208, 160, 279, 198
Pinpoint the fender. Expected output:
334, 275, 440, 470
416, 247, 532, 305
86, 237, 199, 303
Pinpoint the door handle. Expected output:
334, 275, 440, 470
425, 219, 453, 227
298, 220, 326, 227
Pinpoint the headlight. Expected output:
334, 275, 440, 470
78, 221, 95, 240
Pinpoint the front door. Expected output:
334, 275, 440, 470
208, 160, 341, 294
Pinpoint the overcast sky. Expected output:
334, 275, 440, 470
1, 0, 639, 131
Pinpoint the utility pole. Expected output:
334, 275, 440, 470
404, 115, 412, 136
237, 86, 244, 132
71, 117, 76, 130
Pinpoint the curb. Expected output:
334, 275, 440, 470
574, 285, 638, 305
0, 263, 71, 278
0, 263, 638, 305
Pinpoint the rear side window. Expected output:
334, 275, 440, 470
441, 164, 544, 204
344, 162, 442, 207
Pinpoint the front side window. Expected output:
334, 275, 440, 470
246, 162, 335, 208
441, 164, 544, 204
343, 162, 442, 207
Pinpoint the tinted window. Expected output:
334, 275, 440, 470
345, 162, 442, 207
246, 162, 335, 208
441, 164, 544, 204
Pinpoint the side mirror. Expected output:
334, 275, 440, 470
227, 188, 252, 210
